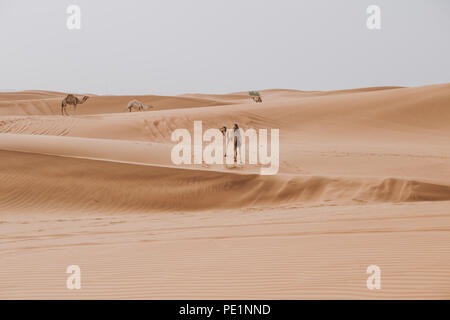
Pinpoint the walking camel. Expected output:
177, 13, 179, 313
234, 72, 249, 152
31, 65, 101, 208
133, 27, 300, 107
61, 94, 89, 116
126, 99, 154, 112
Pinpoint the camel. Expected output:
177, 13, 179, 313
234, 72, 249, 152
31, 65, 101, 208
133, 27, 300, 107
126, 99, 154, 112
249, 91, 262, 103
61, 94, 89, 116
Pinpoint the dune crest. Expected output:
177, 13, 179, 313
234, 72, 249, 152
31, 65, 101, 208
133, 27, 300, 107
1, 150, 449, 216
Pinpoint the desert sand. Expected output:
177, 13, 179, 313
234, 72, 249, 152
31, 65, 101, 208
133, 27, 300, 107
0, 84, 450, 299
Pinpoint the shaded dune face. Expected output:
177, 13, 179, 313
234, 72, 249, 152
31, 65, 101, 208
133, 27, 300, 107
1, 150, 449, 215
0, 83, 449, 215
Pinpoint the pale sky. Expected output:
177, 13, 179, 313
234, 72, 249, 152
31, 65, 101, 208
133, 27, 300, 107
1, 0, 449, 95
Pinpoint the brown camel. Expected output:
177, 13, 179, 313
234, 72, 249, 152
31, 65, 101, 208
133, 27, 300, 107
249, 91, 262, 103
61, 94, 89, 116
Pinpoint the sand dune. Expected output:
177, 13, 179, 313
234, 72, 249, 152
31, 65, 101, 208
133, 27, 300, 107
0, 90, 66, 101
1, 149, 449, 216
1, 83, 450, 299
0, 92, 233, 116
1, 84, 449, 140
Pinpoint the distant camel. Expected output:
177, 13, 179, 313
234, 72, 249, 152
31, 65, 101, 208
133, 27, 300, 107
61, 94, 89, 116
249, 91, 262, 103
126, 99, 154, 112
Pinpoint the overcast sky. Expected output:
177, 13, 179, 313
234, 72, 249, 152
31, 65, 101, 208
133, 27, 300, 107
1, 0, 449, 95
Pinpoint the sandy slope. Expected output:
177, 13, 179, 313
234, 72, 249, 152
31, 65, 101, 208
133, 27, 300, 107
1, 149, 449, 216
0, 84, 450, 299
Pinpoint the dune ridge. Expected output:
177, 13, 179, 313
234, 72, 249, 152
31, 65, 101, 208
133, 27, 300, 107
1, 150, 449, 216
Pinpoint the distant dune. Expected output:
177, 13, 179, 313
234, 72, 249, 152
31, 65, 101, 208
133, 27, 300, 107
0, 92, 233, 116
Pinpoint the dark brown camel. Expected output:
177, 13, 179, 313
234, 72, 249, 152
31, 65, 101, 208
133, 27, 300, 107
61, 94, 89, 116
